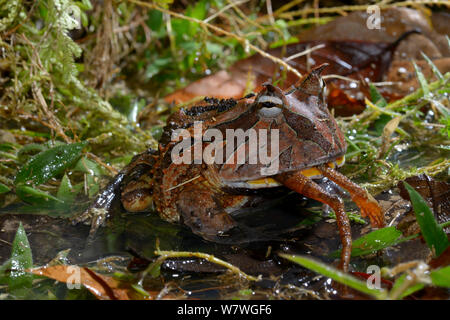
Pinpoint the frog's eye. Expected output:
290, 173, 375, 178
256, 95, 284, 117
258, 105, 282, 117
256, 95, 284, 107
255, 83, 287, 116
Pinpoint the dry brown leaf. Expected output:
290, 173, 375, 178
29, 265, 138, 300
378, 116, 401, 159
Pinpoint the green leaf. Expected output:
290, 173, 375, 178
404, 182, 449, 257
9, 222, 33, 293
430, 266, 450, 288
171, 18, 190, 42
372, 114, 393, 136
144, 57, 172, 79
331, 226, 403, 258
369, 84, 392, 135
206, 42, 223, 55
57, 174, 82, 204
147, 9, 163, 31
73, 156, 104, 176
15, 142, 87, 186
369, 84, 387, 108
0, 183, 11, 194
187, 0, 208, 20
186, 0, 208, 35
16, 184, 63, 205
279, 254, 386, 299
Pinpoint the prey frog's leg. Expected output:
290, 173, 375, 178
71, 171, 126, 226
318, 165, 385, 228
177, 185, 237, 241
276, 171, 352, 272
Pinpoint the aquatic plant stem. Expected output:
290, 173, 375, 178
154, 248, 261, 281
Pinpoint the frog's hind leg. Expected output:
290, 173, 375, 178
276, 171, 352, 272
317, 165, 385, 228
177, 186, 237, 241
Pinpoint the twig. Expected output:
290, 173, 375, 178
266, 0, 275, 25
166, 174, 201, 191
284, 43, 325, 61
278, 1, 450, 19
86, 152, 119, 176
204, 0, 249, 23
20, 34, 73, 144
273, 0, 307, 16
32, 83, 72, 144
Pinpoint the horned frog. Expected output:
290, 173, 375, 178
79, 64, 384, 272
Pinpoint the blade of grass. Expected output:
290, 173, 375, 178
279, 254, 387, 299
330, 226, 403, 258
420, 52, 443, 80
404, 182, 449, 257
0, 183, 11, 194
413, 61, 429, 97
15, 184, 63, 205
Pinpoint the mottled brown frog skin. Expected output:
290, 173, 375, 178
87, 64, 384, 272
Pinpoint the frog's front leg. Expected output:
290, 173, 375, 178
176, 185, 237, 241
275, 171, 352, 272
317, 165, 385, 228
72, 149, 157, 234
120, 167, 154, 213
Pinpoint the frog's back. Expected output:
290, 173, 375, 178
159, 64, 346, 188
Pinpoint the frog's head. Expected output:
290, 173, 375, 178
254, 63, 329, 124
219, 63, 347, 189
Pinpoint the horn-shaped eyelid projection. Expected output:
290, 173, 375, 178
285, 63, 329, 96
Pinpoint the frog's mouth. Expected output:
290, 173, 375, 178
225, 155, 345, 189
